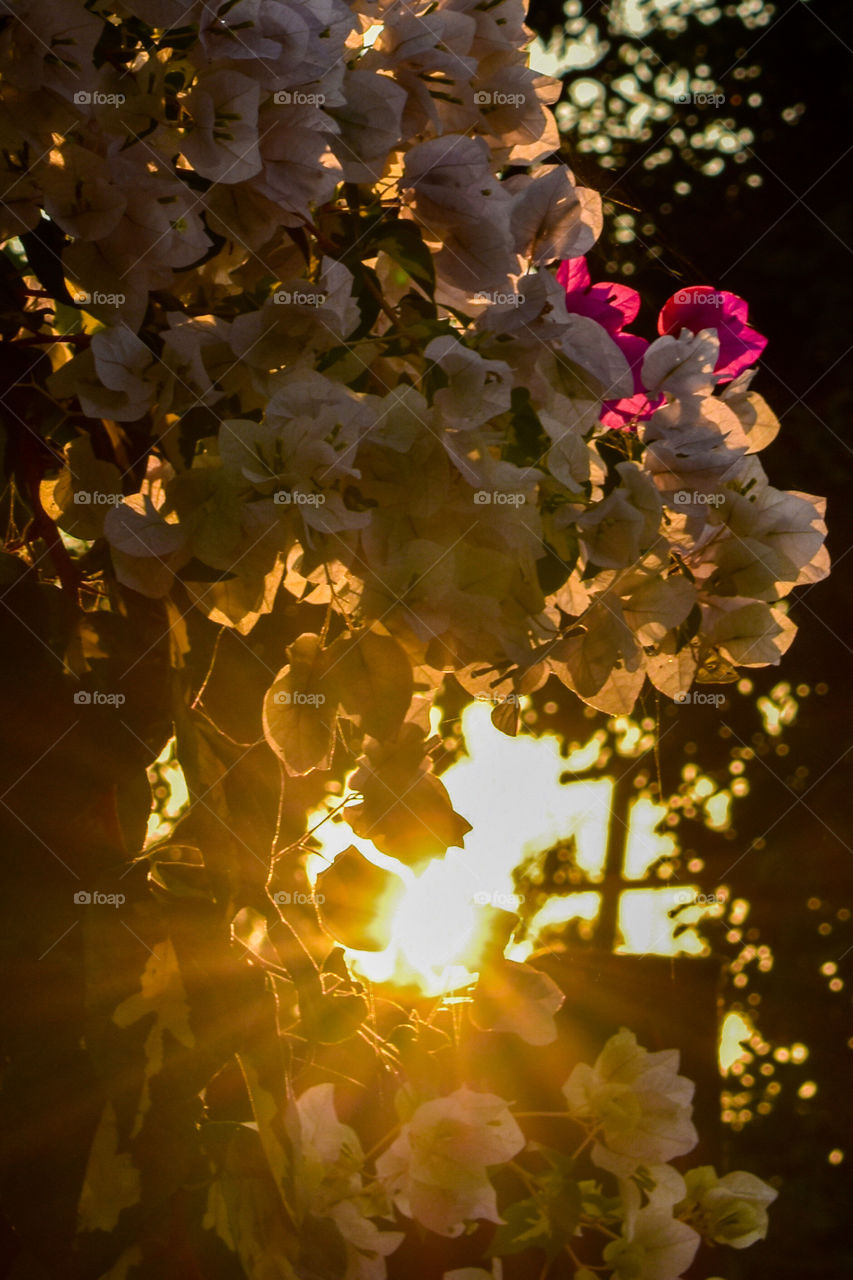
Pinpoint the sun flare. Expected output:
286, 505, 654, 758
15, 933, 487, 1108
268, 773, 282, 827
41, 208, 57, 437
305, 702, 721, 996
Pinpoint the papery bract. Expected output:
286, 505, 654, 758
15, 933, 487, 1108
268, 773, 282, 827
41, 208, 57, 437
562, 1029, 698, 1177
557, 257, 662, 427
658, 285, 767, 381
376, 1087, 524, 1237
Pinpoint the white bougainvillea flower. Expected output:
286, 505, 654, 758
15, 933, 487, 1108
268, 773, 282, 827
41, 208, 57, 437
641, 330, 719, 398
401, 135, 516, 292
506, 165, 601, 264
376, 1087, 525, 1237
0, 0, 827, 725
476, 68, 562, 164
329, 1199, 405, 1280
0, 0, 102, 98
180, 70, 262, 184
562, 1029, 698, 1177
576, 463, 662, 571
253, 100, 343, 217
362, 8, 478, 137
42, 143, 127, 241
330, 68, 407, 182
603, 1207, 701, 1280
195, 0, 311, 82
424, 336, 513, 429
619, 1162, 688, 1239
294, 1082, 363, 1189
47, 327, 160, 424
677, 1165, 778, 1249
293, 1085, 404, 1280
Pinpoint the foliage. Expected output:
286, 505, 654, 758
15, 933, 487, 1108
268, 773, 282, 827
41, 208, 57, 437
0, 0, 826, 1276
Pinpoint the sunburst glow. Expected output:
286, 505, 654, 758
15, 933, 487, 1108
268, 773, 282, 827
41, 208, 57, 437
305, 702, 718, 995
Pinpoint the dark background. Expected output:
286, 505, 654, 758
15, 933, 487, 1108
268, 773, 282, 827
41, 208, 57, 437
523, 1, 853, 1274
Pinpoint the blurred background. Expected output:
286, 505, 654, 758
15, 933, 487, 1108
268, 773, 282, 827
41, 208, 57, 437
516, 1, 852, 1273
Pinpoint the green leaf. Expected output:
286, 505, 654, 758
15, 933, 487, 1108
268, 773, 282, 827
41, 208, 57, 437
491, 1197, 551, 1256
203, 1123, 300, 1280
176, 557, 238, 583
236, 1010, 301, 1228
348, 261, 383, 339
507, 387, 549, 468
77, 1102, 141, 1233
492, 1173, 582, 1263
111, 937, 195, 1138
369, 219, 436, 297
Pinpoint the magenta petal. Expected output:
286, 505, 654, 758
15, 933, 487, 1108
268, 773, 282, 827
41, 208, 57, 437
720, 291, 750, 323
600, 391, 663, 430
658, 286, 717, 336
614, 333, 649, 390
605, 283, 641, 328
574, 283, 618, 330
715, 325, 767, 381
556, 257, 591, 293
658, 285, 766, 380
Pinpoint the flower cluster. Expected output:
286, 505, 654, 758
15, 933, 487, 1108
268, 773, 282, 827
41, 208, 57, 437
376, 1086, 525, 1237
562, 1028, 698, 1177
1, 0, 826, 744
277, 1031, 777, 1280
292, 1084, 404, 1280
0, 9, 798, 1277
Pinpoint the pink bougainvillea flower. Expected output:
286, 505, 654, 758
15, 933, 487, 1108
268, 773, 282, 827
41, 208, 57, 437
557, 256, 641, 335
557, 257, 663, 429
657, 285, 767, 381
